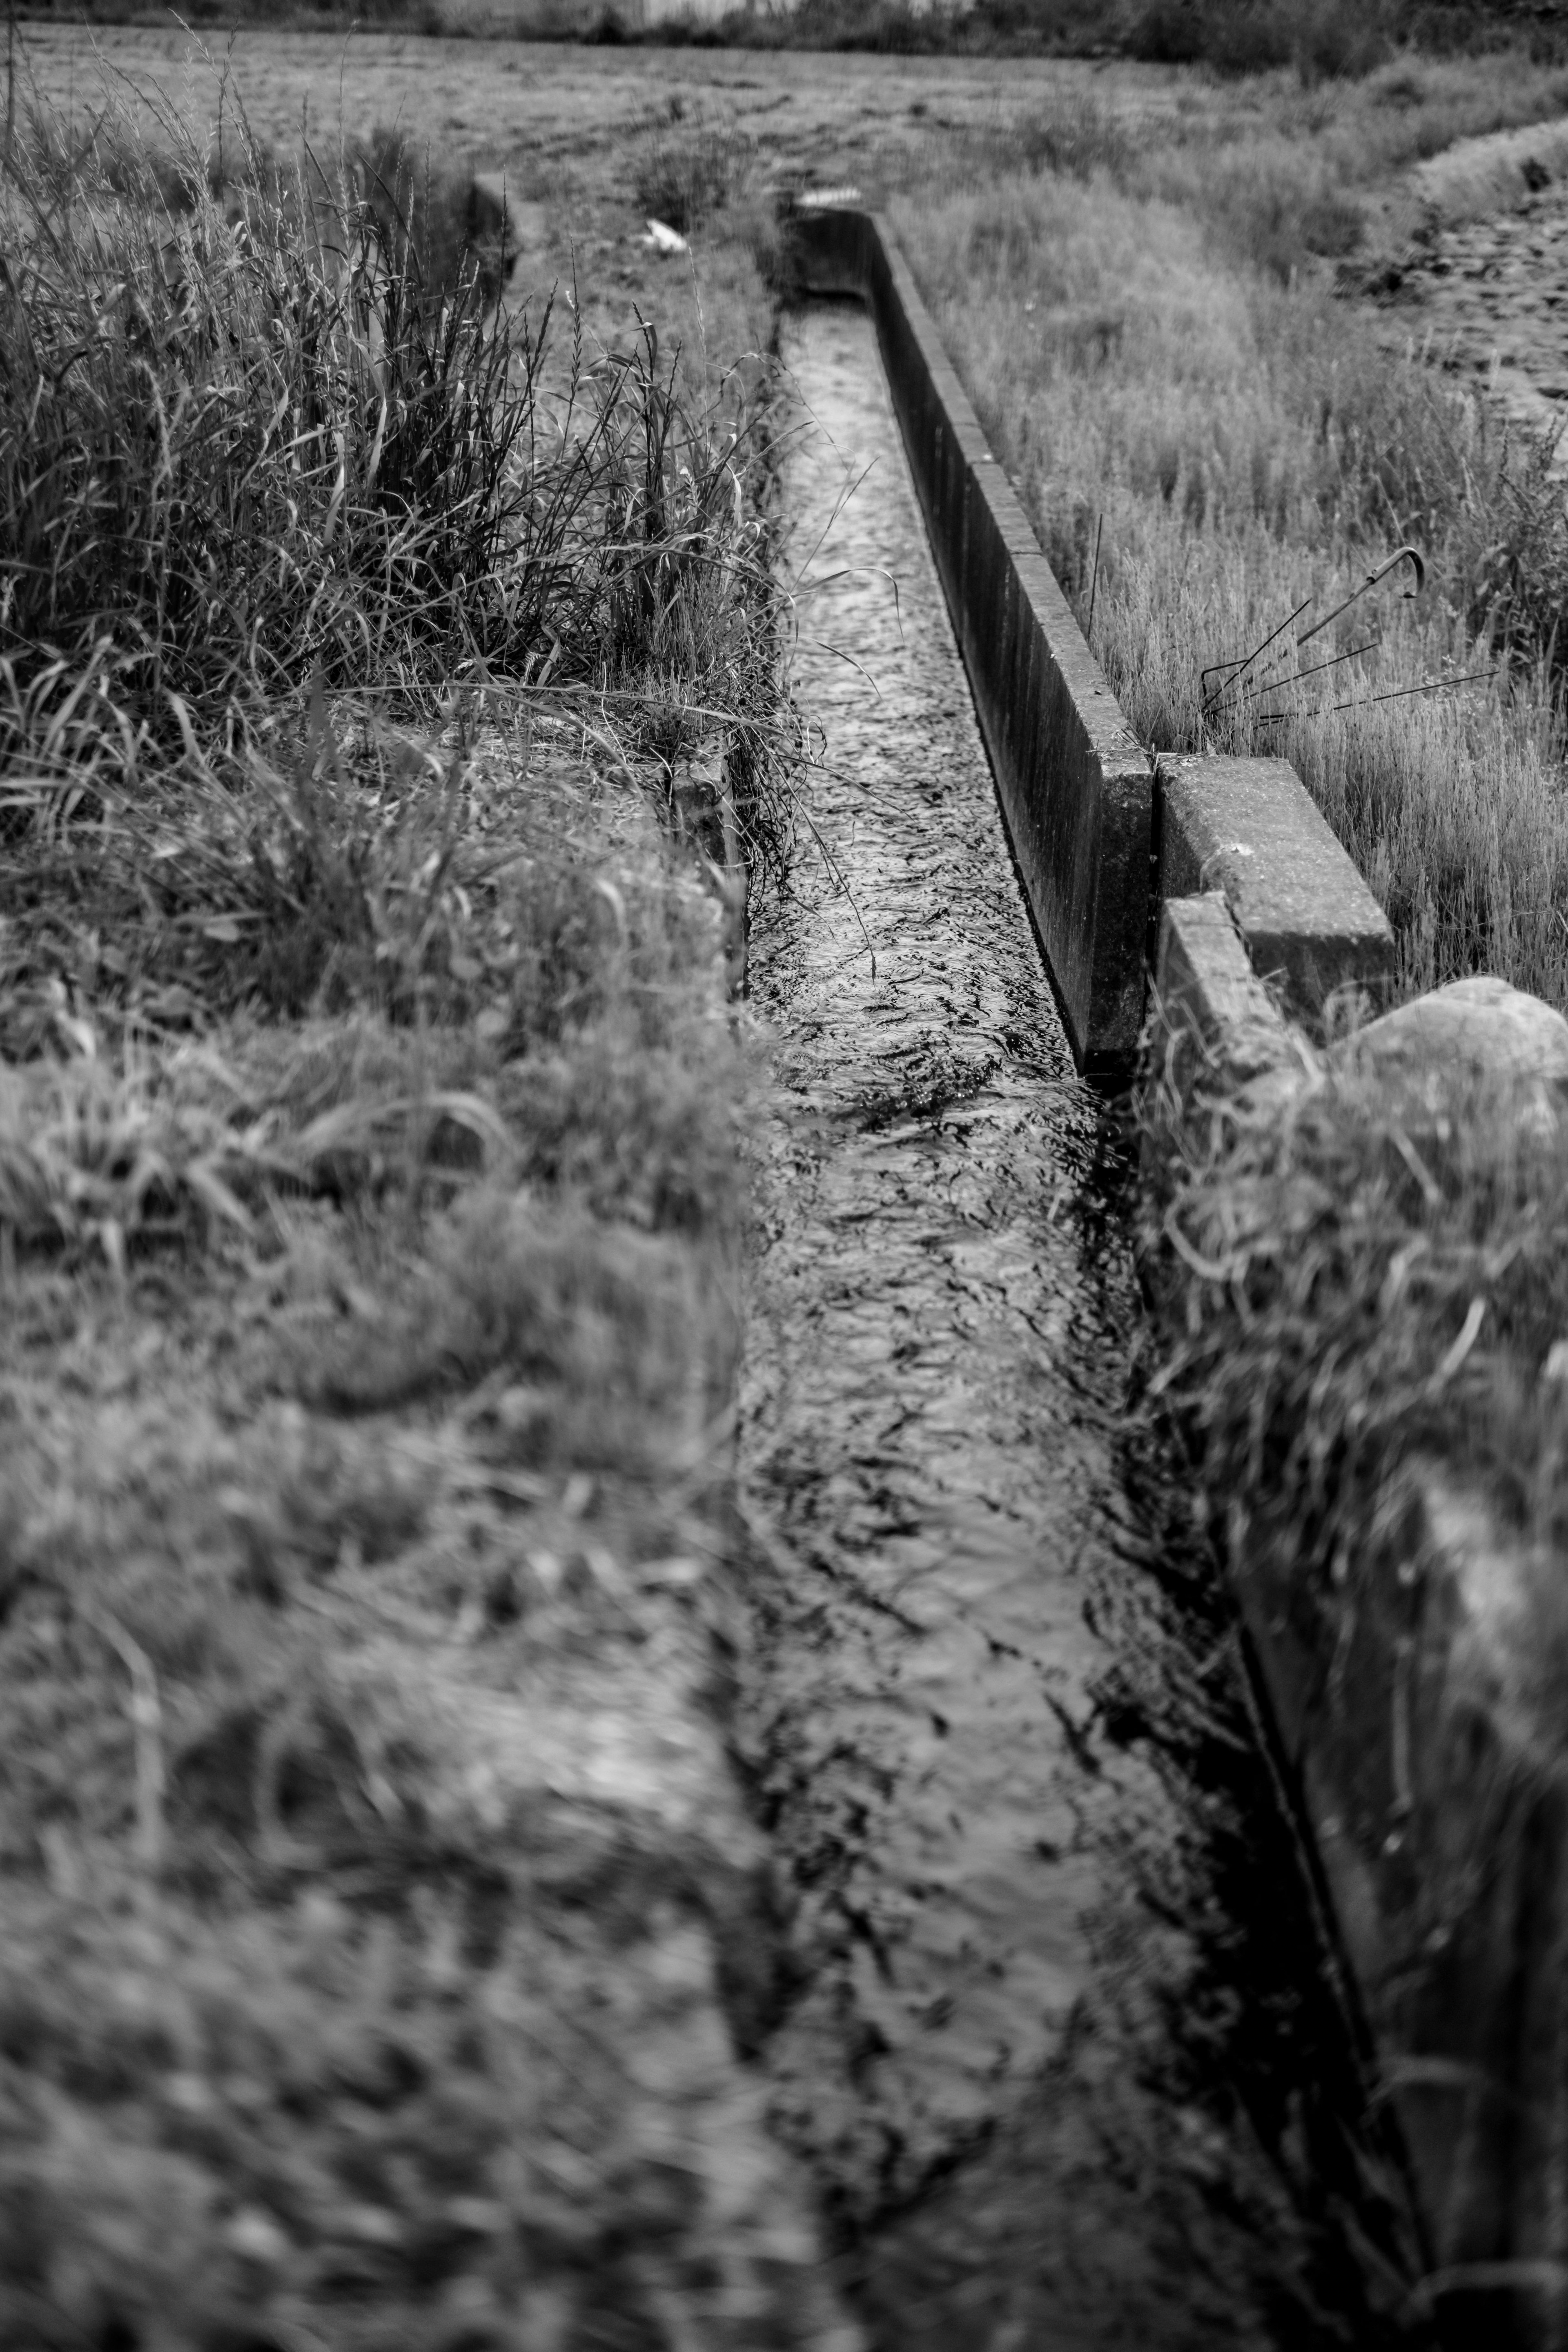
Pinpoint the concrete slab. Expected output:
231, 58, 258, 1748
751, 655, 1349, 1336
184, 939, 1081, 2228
1148, 892, 1294, 1097
1158, 753, 1394, 1022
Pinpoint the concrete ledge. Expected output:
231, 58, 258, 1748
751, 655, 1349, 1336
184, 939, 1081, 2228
1158, 753, 1395, 1023
793, 205, 1152, 1076
1148, 893, 1294, 1091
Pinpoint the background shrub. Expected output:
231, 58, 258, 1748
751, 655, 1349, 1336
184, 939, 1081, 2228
1127, 0, 1393, 75
633, 116, 751, 231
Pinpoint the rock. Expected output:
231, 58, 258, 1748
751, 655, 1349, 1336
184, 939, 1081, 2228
1341, 973, 1568, 1085
1225, 974, 1568, 1148
1334, 973, 1568, 1143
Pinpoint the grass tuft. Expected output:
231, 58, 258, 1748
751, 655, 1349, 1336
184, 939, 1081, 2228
0, 94, 791, 878
633, 109, 753, 234
1139, 1043, 1568, 1774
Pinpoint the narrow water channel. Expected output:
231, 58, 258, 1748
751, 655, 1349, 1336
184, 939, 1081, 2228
737, 301, 1429, 2350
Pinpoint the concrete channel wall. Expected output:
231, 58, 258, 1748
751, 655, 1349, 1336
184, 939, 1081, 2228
793, 204, 1152, 1075
792, 205, 1394, 1066
793, 200, 1562, 2347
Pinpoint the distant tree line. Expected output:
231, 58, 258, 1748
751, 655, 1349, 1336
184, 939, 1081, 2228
16, 0, 1568, 70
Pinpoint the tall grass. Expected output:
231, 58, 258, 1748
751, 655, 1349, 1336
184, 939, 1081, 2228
0, 96, 791, 1048
1144, 1049, 1568, 1593
0, 86, 807, 2350
892, 130, 1568, 1003
0, 102, 775, 774
633, 109, 753, 233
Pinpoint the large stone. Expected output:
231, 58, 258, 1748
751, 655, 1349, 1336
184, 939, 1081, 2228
1336, 974, 1568, 1137
1343, 972, 1568, 1086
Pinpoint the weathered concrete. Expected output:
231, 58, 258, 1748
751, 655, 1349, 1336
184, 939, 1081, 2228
1148, 892, 1295, 1093
1158, 753, 1395, 1023
793, 204, 1152, 1077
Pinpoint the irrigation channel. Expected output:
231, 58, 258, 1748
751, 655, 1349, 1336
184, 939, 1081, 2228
735, 299, 1430, 2349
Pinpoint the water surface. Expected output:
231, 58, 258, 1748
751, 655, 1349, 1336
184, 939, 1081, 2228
738, 301, 1426, 2350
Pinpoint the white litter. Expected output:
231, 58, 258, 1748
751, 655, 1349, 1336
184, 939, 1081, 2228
640, 218, 689, 256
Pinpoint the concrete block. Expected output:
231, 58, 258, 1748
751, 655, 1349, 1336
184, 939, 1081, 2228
1158, 753, 1394, 1021
1149, 892, 1294, 1092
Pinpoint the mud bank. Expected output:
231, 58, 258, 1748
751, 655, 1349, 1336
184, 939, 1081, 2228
735, 302, 1429, 2349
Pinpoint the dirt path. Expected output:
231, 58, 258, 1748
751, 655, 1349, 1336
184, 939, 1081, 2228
1354, 169, 1568, 441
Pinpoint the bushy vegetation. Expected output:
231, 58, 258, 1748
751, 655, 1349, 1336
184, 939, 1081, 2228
1135, 1034, 1568, 2228
1143, 1049, 1568, 1607
1125, 0, 1396, 77
0, 84, 833, 2352
0, 100, 780, 829
637, 0, 1567, 69
27, 0, 1568, 68
892, 69, 1568, 1003
633, 107, 752, 231
0, 90, 789, 1023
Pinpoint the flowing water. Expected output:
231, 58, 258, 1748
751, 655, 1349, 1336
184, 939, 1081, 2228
737, 301, 1428, 2350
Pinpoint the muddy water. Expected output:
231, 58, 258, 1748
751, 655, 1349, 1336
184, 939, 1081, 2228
738, 303, 1426, 2350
